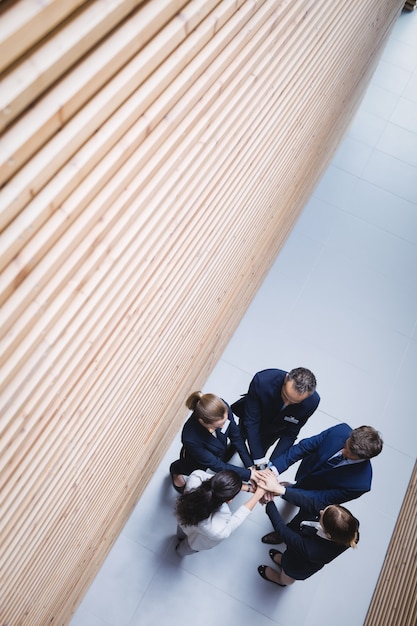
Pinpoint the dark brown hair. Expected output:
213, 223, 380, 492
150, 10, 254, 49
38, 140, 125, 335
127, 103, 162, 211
176, 470, 242, 526
348, 426, 383, 459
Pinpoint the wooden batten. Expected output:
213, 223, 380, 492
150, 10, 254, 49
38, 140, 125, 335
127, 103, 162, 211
0, 0, 191, 188
0, 1, 407, 624
364, 462, 417, 626
0, 0, 146, 132
0, 0, 88, 73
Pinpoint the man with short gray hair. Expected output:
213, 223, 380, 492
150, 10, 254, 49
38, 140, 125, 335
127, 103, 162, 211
231, 367, 320, 467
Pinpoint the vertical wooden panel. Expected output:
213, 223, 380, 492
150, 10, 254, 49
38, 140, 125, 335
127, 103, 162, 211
364, 462, 417, 626
0, 1, 405, 624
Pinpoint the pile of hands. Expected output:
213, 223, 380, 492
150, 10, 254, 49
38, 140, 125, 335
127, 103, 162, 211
250, 468, 287, 504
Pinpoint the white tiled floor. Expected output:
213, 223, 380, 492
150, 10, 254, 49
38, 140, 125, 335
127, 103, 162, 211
71, 10, 417, 626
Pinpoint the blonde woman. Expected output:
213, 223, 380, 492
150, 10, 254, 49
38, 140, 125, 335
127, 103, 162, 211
170, 391, 255, 493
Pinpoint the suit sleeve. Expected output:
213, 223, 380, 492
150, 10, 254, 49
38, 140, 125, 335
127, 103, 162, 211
226, 410, 253, 468
270, 427, 330, 473
183, 432, 251, 481
283, 484, 368, 512
270, 419, 308, 457
244, 374, 268, 460
205, 505, 252, 540
265, 502, 313, 557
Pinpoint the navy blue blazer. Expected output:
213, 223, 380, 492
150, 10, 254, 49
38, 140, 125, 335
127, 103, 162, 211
272, 423, 373, 512
232, 369, 320, 459
266, 501, 350, 580
180, 403, 253, 481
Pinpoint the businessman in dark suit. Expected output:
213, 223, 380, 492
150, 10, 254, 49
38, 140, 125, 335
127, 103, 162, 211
231, 368, 320, 465
261, 422, 383, 543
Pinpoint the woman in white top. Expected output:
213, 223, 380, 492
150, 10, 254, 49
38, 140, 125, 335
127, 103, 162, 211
175, 469, 265, 556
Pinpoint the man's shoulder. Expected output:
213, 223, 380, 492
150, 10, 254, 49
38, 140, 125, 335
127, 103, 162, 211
304, 422, 351, 444
328, 422, 352, 436
253, 368, 286, 383
302, 390, 320, 408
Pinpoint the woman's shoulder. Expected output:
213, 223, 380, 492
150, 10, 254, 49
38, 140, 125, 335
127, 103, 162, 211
185, 469, 212, 491
190, 469, 212, 480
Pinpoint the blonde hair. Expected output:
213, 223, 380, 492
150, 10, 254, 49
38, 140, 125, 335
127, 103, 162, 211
322, 505, 359, 548
186, 391, 226, 425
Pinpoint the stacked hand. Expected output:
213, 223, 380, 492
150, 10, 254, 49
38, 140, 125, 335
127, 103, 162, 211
257, 469, 285, 493
247, 467, 290, 502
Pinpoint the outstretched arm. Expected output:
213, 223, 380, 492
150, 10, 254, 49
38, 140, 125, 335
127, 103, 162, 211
226, 410, 253, 468
265, 501, 313, 558
244, 375, 267, 462
270, 425, 333, 473
283, 485, 367, 512
183, 437, 251, 481
243, 483, 267, 511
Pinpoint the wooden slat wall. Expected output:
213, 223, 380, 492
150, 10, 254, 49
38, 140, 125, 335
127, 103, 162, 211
0, 1, 404, 624
365, 461, 417, 626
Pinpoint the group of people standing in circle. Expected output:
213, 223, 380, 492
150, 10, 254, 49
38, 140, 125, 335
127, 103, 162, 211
169, 367, 383, 587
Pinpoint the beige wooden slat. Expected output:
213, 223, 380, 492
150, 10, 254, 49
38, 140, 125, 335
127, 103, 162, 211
0, 0, 89, 73
364, 462, 417, 626
0, 4, 310, 490
0, 0, 192, 189
0, 0, 229, 236
0, 8, 368, 386
0, 0, 274, 316
0, 0, 328, 414
0, 0, 147, 132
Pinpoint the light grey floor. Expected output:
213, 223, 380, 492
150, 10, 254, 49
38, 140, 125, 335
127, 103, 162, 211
71, 10, 417, 626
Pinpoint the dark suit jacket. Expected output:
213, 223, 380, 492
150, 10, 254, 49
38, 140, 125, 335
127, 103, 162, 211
272, 423, 373, 512
266, 500, 350, 580
232, 369, 320, 459
178, 403, 253, 480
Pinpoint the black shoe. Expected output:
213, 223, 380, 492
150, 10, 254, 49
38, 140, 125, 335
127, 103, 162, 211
261, 531, 282, 544
257, 565, 286, 587
269, 549, 283, 565
170, 470, 185, 494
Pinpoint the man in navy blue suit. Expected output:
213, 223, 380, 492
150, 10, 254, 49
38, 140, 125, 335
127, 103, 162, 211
261, 422, 383, 544
231, 368, 320, 466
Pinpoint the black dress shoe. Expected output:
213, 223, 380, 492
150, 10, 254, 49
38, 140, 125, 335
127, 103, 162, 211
269, 549, 283, 565
172, 481, 185, 494
169, 470, 185, 494
261, 531, 282, 544
257, 565, 286, 587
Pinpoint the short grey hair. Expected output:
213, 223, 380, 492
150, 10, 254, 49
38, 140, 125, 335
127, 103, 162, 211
287, 367, 317, 395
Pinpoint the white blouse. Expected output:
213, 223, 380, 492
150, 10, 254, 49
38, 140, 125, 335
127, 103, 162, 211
179, 470, 251, 551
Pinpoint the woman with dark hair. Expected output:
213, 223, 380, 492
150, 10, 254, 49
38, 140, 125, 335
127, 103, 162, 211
169, 391, 255, 493
256, 470, 359, 586
175, 469, 266, 557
